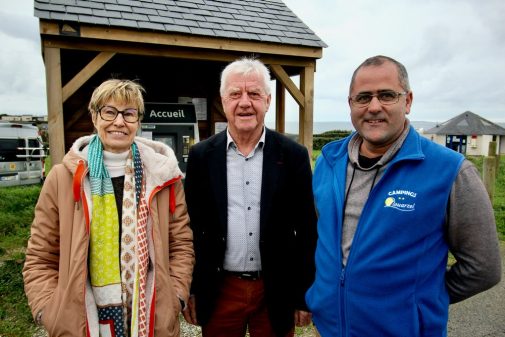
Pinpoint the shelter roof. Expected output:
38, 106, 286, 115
425, 111, 505, 136
34, 0, 327, 48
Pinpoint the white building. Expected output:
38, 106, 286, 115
423, 111, 505, 156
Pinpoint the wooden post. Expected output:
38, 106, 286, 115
300, 65, 314, 160
44, 47, 65, 166
487, 141, 499, 180
483, 156, 496, 203
275, 80, 285, 134
488, 141, 497, 156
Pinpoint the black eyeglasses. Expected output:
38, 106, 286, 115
98, 106, 140, 123
349, 91, 407, 107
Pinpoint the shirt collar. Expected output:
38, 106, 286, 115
226, 126, 266, 151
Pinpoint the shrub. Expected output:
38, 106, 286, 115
313, 129, 352, 150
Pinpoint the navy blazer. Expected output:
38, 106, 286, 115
184, 128, 317, 336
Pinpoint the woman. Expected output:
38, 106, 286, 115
23, 79, 194, 337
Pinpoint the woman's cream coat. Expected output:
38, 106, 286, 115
23, 136, 194, 337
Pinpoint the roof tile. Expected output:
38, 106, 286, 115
152, 0, 175, 5
93, 9, 122, 18
157, 10, 183, 19
109, 18, 138, 28
181, 13, 206, 21
219, 7, 240, 14
138, 2, 167, 10
122, 12, 148, 21
66, 6, 93, 15
206, 16, 228, 24
51, 12, 79, 21
176, 1, 199, 9
49, 0, 76, 5
78, 14, 109, 25
138, 21, 165, 30
148, 15, 175, 24
104, 4, 132, 12
213, 29, 239, 38
212, 12, 234, 19
76, 1, 104, 9
117, 0, 141, 6
249, 21, 269, 29
199, 22, 222, 29
220, 24, 243, 32
172, 18, 199, 28
35, 3, 66, 12
243, 26, 266, 35
190, 9, 213, 16
259, 35, 281, 43
189, 27, 215, 35
236, 32, 259, 40
164, 24, 191, 34
34, 9, 51, 19
132, 7, 158, 15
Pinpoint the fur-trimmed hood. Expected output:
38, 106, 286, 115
63, 135, 183, 189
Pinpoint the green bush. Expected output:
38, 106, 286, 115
313, 129, 352, 150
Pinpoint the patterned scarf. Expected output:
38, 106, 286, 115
88, 135, 150, 337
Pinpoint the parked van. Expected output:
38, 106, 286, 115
0, 122, 46, 187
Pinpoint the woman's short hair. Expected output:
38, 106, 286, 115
220, 57, 271, 96
88, 79, 146, 117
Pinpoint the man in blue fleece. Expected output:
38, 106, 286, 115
306, 55, 501, 337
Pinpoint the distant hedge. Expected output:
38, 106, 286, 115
313, 130, 352, 150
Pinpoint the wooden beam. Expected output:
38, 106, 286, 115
299, 66, 315, 157
41, 37, 316, 69
270, 64, 304, 108
44, 47, 65, 165
62, 51, 115, 102
275, 80, 285, 134
212, 97, 226, 119
39, 21, 323, 59
65, 104, 88, 131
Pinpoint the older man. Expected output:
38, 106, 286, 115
183, 57, 318, 337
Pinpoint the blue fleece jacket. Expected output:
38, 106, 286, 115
306, 127, 464, 337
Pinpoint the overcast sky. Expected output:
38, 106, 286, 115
1, 0, 504, 123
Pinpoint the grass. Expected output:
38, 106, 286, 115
0, 184, 41, 337
0, 185, 41, 258
467, 155, 505, 240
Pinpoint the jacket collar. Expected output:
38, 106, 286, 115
320, 124, 425, 169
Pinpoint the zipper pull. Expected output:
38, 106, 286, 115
340, 268, 345, 286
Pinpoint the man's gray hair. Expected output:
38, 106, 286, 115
220, 57, 271, 96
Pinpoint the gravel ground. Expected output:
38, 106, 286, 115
180, 319, 316, 337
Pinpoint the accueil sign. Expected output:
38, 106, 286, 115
143, 103, 196, 123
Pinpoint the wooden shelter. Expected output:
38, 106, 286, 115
34, 0, 326, 164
